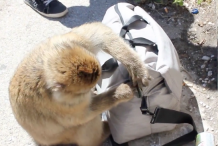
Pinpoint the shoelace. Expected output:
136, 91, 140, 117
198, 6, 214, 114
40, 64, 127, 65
43, 0, 53, 6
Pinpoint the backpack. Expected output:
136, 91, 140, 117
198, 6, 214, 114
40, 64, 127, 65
96, 3, 198, 146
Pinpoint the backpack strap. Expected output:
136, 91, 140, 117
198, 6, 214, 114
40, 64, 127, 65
150, 107, 198, 146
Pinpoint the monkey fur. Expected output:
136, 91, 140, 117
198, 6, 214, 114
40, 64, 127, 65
9, 22, 150, 146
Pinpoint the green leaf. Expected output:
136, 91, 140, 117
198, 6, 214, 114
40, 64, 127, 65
198, 0, 203, 4
173, 0, 184, 6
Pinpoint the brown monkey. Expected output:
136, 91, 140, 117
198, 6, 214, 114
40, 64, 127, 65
9, 22, 150, 146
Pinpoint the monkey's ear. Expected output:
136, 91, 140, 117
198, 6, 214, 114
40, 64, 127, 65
50, 83, 65, 92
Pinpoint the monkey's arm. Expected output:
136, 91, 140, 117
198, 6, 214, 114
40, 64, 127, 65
78, 83, 134, 125
69, 22, 150, 86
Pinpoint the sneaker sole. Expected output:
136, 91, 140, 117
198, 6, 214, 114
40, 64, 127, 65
24, 0, 68, 18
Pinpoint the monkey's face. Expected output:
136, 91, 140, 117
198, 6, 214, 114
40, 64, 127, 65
44, 46, 101, 94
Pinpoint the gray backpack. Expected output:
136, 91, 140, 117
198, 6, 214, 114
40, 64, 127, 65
96, 3, 198, 146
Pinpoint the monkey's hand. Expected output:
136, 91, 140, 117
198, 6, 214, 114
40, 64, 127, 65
125, 60, 151, 87
113, 83, 134, 103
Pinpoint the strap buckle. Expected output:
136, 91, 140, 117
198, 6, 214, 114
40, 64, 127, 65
140, 96, 154, 116
150, 107, 161, 124
140, 107, 154, 116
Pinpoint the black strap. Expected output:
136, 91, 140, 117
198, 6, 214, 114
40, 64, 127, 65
125, 38, 158, 55
120, 15, 148, 38
150, 107, 198, 146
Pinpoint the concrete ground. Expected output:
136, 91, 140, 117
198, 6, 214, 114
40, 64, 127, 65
0, 0, 217, 146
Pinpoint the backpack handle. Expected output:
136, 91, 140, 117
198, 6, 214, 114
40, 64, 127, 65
120, 15, 148, 38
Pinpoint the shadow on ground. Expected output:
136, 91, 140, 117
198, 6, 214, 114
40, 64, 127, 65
48, 0, 131, 28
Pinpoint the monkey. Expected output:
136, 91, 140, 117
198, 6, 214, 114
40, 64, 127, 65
8, 22, 151, 146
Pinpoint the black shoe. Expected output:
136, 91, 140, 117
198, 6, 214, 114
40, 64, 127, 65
24, 0, 68, 18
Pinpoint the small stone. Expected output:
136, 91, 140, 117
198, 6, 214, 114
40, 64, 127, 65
152, 4, 155, 10
208, 22, 214, 25
203, 84, 206, 87
211, 78, 215, 81
198, 22, 204, 27
204, 61, 208, 64
205, 78, 209, 80
203, 103, 206, 107
186, 83, 193, 87
210, 117, 213, 120
207, 96, 210, 99
199, 78, 202, 80
200, 101, 203, 104
206, 105, 209, 109
211, 55, 215, 58
201, 64, 205, 68
208, 71, 212, 76
202, 56, 210, 61
189, 28, 197, 32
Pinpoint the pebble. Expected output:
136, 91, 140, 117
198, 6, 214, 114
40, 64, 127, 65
189, 28, 197, 32
198, 22, 204, 27
200, 101, 203, 104
152, 4, 155, 10
205, 78, 208, 80
208, 71, 212, 76
211, 78, 215, 81
208, 22, 215, 25
206, 105, 209, 109
203, 103, 206, 107
211, 55, 215, 58
210, 117, 213, 120
202, 56, 210, 61
203, 84, 206, 87
199, 78, 202, 80
201, 64, 205, 68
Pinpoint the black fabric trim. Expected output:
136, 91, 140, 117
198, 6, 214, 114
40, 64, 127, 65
151, 107, 198, 146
